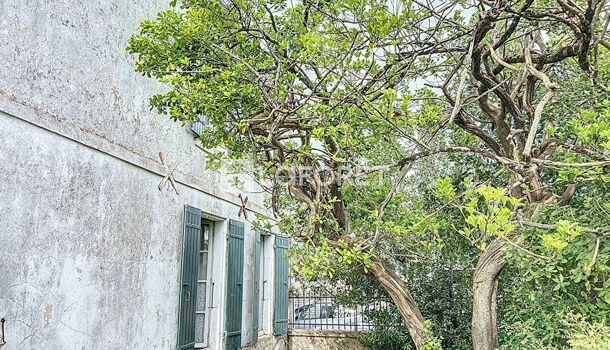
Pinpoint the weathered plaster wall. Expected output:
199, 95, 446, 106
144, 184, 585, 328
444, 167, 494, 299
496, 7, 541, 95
1, 110, 188, 349
0, 0, 280, 349
287, 330, 365, 350
242, 334, 288, 350
0, 109, 280, 349
0, 0, 266, 206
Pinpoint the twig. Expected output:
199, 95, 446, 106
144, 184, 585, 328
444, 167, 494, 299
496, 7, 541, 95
501, 236, 550, 260
522, 44, 559, 158
449, 39, 475, 123
518, 218, 610, 236
531, 158, 610, 168
586, 235, 601, 271
361, 162, 415, 251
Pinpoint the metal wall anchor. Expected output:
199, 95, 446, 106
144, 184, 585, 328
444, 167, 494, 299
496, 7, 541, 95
0, 317, 6, 349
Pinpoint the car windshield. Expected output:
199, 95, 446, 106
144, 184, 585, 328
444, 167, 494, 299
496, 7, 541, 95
295, 303, 335, 320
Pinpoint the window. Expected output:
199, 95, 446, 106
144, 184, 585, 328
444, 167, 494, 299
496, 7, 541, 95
258, 234, 266, 333
252, 232, 269, 342
294, 303, 335, 320
252, 230, 262, 344
195, 220, 213, 347
177, 206, 215, 350
191, 115, 212, 137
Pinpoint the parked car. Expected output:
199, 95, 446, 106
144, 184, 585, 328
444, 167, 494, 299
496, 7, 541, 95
292, 302, 368, 331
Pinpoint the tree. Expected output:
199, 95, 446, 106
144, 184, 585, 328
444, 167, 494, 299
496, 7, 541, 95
127, 1, 609, 348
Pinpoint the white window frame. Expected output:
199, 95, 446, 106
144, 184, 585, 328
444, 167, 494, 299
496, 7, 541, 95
194, 219, 214, 348
258, 234, 267, 336
259, 231, 275, 335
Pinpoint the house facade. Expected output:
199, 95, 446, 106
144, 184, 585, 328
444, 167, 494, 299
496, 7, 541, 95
0, 1, 288, 349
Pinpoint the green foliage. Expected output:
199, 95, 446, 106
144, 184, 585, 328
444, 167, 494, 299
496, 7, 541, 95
127, 1, 609, 349
434, 177, 456, 200
498, 308, 610, 349
496, 206, 610, 348
540, 220, 582, 251
360, 325, 415, 350
451, 184, 521, 249
567, 316, 610, 350
420, 321, 444, 350
289, 236, 374, 279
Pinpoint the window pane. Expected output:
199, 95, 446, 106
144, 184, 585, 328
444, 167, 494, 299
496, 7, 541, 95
305, 304, 321, 320
258, 298, 264, 330
195, 313, 205, 343
197, 281, 207, 311
201, 224, 210, 251
198, 252, 208, 280
258, 238, 265, 329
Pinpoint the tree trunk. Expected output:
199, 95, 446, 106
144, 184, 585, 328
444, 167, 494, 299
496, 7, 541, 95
472, 176, 550, 349
472, 238, 508, 350
368, 256, 427, 349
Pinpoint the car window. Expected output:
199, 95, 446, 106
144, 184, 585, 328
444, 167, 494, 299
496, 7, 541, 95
295, 303, 339, 320
303, 304, 321, 319
295, 307, 304, 320
321, 305, 335, 318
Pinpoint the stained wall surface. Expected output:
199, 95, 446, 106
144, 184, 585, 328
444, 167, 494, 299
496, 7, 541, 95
288, 330, 365, 350
0, 1, 278, 349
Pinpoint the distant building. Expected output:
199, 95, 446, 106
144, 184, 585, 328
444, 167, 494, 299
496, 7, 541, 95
0, 1, 288, 349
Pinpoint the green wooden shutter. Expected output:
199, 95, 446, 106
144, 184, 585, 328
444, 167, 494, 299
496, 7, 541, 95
225, 220, 245, 350
252, 230, 262, 344
178, 205, 202, 350
273, 235, 289, 335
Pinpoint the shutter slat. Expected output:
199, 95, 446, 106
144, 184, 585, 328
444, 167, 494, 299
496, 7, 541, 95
273, 235, 289, 335
225, 220, 244, 350
178, 206, 201, 350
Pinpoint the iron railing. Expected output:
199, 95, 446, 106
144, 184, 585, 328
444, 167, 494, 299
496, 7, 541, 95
288, 294, 393, 332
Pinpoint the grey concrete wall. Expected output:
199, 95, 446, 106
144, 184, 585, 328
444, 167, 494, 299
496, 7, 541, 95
243, 334, 288, 350
1, 110, 196, 349
0, 0, 266, 207
288, 330, 365, 350
0, 1, 282, 349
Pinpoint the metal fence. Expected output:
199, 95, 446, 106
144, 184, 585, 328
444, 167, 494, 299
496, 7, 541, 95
288, 294, 393, 332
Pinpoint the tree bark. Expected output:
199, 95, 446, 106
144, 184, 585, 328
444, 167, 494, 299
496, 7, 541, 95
472, 238, 508, 350
368, 256, 427, 349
